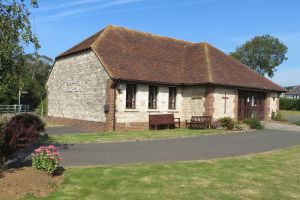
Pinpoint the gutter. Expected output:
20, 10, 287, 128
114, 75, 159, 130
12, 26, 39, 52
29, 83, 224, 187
112, 78, 286, 93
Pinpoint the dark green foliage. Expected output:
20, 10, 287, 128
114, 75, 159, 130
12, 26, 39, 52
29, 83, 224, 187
0, 53, 52, 107
271, 111, 286, 121
279, 98, 300, 110
0, 1, 52, 109
230, 35, 288, 78
243, 118, 264, 130
0, 114, 45, 165
36, 99, 47, 117
0, 0, 39, 81
218, 117, 234, 130
294, 121, 300, 126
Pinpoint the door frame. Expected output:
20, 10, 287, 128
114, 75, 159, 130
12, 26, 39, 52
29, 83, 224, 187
238, 90, 266, 121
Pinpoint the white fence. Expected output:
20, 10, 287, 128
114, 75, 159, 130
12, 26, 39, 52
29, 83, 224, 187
0, 105, 31, 114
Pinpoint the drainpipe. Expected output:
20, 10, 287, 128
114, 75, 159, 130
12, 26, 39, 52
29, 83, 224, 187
113, 86, 116, 131
111, 79, 120, 131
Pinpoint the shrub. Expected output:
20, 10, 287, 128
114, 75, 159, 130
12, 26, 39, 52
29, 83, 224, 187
211, 120, 222, 129
279, 98, 300, 110
218, 117, 235, 130
271, 111, 287, 122
243, 118, 264, 130
32, 145, 61, 176
0, 114, 45, 165
294, 121, 300, 126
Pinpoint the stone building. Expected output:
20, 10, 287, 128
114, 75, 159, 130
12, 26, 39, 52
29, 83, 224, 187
46, 25, 285, 131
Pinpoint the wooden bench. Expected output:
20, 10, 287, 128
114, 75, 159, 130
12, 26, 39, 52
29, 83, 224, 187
186, 116, 212, 129
149, 114, 180, 130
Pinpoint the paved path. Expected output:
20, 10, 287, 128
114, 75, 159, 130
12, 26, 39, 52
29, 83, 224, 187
265, 121, 300, 132
58, 129, 300, 166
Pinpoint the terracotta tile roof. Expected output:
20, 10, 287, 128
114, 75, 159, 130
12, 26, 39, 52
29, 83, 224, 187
57, 25, 285, 92
286, 85, 300, 95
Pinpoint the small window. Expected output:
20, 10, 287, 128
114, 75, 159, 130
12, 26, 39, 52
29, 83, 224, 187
148, 86, 158, 109
169, 87, 177, 110
126, 84, 136, 109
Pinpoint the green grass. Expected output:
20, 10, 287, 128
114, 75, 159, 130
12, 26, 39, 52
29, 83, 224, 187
40, 128, 225, 144
280, 110, 300, 116
24, 146, 300, 200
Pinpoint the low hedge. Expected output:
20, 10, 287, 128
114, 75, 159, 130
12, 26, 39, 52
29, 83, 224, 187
280, 98, 300, 110
243, 118, 264, 130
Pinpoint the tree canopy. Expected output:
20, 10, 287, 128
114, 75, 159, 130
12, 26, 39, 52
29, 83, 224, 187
0, 53, 52, 106
230, 35, 288, 78
0, 0, 48, 107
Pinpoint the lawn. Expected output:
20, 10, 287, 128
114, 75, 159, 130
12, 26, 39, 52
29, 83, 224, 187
280, 110, 300, 124
40, 128, 225, 144
280, 110, 300, 116
24, 146, 300, 200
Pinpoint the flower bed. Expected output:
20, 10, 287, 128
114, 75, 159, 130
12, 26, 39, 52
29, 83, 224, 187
32, 145, 61, 176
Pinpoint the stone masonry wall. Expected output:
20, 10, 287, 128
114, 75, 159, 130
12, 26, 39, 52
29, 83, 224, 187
268, 92, 280, 120
115, 83, 183, 126
212, 87, 237, 120
46, 50, 110, 122
182, 86, 206, 120
114, 83, 207, 129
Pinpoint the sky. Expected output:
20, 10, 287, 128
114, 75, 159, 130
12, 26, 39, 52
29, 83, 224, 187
27, 0, 300, 86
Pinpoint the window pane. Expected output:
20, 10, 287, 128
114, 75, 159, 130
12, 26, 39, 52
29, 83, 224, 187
148, 86, 157, 109
126, 84, 136, 109
169, 87, 176, 109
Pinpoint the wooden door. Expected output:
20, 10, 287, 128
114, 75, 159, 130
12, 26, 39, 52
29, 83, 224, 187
238, 91, 266, 121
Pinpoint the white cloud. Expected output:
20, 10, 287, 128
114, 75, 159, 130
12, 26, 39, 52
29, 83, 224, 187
37, 0, 219, 22
38, 0, 109, 11
37, 0, 142, 22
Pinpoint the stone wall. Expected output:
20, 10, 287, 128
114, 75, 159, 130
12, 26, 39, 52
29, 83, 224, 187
115, 83, 183, 126
182, 86, 206, 120
46, 50, 110, 122
268, 92, 280, 119
212, 87, 237, 120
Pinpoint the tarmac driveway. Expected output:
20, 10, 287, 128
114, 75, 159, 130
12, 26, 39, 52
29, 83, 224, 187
57, 128, 300, 166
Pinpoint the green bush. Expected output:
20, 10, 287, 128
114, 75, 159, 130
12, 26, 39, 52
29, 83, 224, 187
271, 111, 287, 122
294, 121, 300, 126
32, 145, 61, 176
219, 117, 235, 130
279, 98, 300, 110
243, 118, 264, 130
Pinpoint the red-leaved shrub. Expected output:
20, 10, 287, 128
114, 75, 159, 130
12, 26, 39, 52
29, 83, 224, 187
0, 114, 45, 165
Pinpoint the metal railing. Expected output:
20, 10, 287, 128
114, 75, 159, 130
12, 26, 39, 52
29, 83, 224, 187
0, 105, 31, 114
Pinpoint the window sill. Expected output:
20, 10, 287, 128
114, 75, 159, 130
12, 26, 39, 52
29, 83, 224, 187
125, 109, 139, 112
147, 110, 160, 113
167, 110, 179, 113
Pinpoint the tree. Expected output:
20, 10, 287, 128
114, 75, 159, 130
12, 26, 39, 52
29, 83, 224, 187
0, 0, 40, 104
230, 35, 288, 77
0, 53, 52, 106
21, 54, 52, 107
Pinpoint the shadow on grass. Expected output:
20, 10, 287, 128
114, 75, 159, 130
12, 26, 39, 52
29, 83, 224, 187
5, 133, 73, 169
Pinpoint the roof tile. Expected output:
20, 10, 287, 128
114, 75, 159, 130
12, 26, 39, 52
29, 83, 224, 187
57, 25, 285, 92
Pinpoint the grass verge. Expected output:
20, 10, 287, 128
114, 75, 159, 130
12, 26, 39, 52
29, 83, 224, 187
40, 128, 225, 144
23, 146, 300, 200
280, 110, 300, 116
